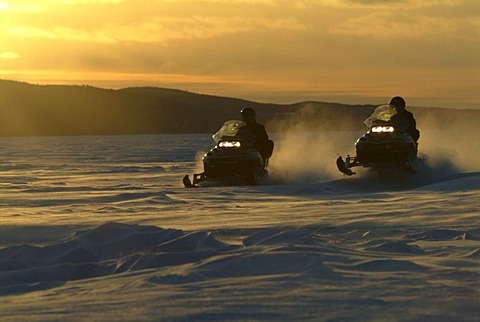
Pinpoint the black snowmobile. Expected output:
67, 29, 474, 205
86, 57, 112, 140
336, 104, 418, 176
183, 120, 273, 187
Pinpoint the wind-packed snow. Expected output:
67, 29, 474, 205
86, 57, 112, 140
0, 132, 479, 321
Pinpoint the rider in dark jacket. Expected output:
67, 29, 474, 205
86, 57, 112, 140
390, 96, 420, 142
240, 107, 272, 160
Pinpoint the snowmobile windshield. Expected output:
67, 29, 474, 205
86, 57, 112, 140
212, 120, 256, 146
364, 104, 397, 128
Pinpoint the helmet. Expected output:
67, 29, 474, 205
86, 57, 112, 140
240, 107, 256, 123
240, 107, 256, 118
390, 96, 406, 110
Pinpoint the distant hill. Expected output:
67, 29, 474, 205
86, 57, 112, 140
0, 79, 478, 137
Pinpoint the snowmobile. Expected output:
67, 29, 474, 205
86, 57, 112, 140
183, 120, 273, 187
336, 104, 418, 176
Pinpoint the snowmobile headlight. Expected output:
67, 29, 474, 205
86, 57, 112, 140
219, 141, 242, 148
371, 126, 394, 133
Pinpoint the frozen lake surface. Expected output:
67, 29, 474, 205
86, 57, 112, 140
0, 133, 479, 321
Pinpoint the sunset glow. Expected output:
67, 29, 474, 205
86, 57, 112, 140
1, 0, 479, 108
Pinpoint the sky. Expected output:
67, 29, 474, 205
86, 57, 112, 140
0, 0, 479, 108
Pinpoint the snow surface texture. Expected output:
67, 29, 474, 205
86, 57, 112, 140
0, 132, 479, 321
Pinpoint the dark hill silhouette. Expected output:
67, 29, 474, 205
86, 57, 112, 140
1, 79, 478, 137
1, 80, 220, 136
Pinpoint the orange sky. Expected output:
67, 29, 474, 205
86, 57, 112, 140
1, 0, 479, 108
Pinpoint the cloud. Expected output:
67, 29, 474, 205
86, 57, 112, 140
151, 0, 460, 6
158, 0, 274, 3
330, 12, 460, 39
7, 16, 306, 44
133, 0, 450, 8
0, 51, 19, 59
0, 2, 43, 13
314, 0, 460, 8
7, 26, 57, 39
49, 0, 126, 3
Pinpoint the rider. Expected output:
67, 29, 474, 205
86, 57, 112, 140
240, 107, 272, 160
390, 96, 420, 142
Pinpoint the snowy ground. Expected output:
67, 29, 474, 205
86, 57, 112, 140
0, 132, 479, 321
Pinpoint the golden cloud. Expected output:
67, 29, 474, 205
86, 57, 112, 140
48, 0, 126, 3
0, 51, 20, 59
313, 0, 460, 9
0, 2, 43, 13
157, 0, 274, 3
7, 16, 306, 43
7, 26, 56, 38
330, 12, 460, 39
